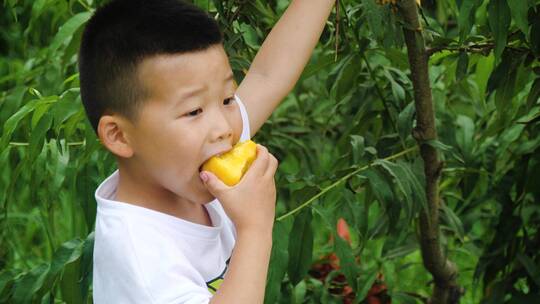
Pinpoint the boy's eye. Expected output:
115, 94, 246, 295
223, 97, 234, 105
185, 108, 202, 117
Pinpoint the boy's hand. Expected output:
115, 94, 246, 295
200, 144, 278, 234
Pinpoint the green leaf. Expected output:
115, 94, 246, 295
424, 139, 465, 163
516, 253, 540, 287
0, 269, 16, 301
341, 190, 364, 242
61, 24, 85, 65
264, 220, 291, 304
300, 53, 337, 81
332, 54, 359, 99
350, 135, 365, 164
397, 102, 415, 142
441, 204, 465, 241
508, 0, 529, 34
60, 259, 84, 304
494, 61, 518, 115
456, 51, 469, 80
531, 11, 540, 56
31, 104, 51, 130
29, 113, 53, 161
356, 271, 378, 300
424, 139, 453, 152
475, 53, 495, 100
193, 0, 211, 10
374, 160, 415, 224
455, 115, 475, 160
458, 0, 484, 42
334, 233, 360, 291
384, 69, 405, 102
49, 12, 93, 55
382, 242, 417, 260
498, 124, 525, 155
12, 263, 50, 303
396, 161, 428, 218
527, 78, 540, 109
487, 54, 513, 95
79, 232, 95, 302
247, 0, 277, 25
487, 0, 511, 62
291, 280, 306, 304
239, 22, 260, 49
363, 0, 385, 41
51, 89, 81, 131
31, 238, 86, 301
391, 291, 420, 304
363, 168, 398, 229
1, 99, 39, 149
287, 210, 314, 285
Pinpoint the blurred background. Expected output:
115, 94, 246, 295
1, 0, 539, 303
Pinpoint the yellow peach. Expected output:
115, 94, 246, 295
202, 140, 257, 186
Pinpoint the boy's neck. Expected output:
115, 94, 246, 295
113, 166, 213, 227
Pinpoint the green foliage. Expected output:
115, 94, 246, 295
1, 0, 539, 303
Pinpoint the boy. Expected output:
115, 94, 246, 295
77, 0, 335, 302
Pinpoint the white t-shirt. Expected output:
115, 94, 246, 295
92, 94, 251, 304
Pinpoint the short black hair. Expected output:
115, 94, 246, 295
78, 0, 223, 133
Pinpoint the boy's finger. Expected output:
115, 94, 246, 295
200, 171, 228, 196
264, 154, 279, 178
243, 145, 270, 179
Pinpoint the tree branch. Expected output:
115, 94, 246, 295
427, 43, 495, 56
427, 42, 529, 57
397, 1, 461, 303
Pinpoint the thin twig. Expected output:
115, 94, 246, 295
336, 0, 401, 148
276, 146, 418, 221
8, 141, 86, 147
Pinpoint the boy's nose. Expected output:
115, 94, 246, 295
215, 127, 233, 142
210, 111, 233, 143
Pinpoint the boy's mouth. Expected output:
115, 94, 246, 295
199, 148, 233, 172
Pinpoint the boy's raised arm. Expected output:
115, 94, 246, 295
236, 0, 336, 136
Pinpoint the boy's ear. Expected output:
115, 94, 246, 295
97, 115, 134, 158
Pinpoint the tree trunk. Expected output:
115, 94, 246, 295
398, 1, 461, 303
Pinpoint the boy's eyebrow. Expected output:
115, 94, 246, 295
180, 87, 206, 100
179, 73, 235, 99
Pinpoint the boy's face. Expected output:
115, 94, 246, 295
121, 44, 243, 205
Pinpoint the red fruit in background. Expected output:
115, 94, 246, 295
310, 217, 391, 303
328, 252, 340, 269
337, 218, 351, 244
367, 296, 382, 304
367, 282, 388, 297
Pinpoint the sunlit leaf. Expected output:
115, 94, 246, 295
509, 0, 530, 34
49, 12, 93, 55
